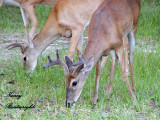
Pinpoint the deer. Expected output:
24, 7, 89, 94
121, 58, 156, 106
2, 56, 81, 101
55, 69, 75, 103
1, 0, 57, 43
43, 0, 141, 107
6, 0, 104, 71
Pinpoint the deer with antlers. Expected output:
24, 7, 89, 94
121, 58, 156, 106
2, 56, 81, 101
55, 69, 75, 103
43, 0, 141, 107
1, 0, 57, 43
6, 0, 104, 71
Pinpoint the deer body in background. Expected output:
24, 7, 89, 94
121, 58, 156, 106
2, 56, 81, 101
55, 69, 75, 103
1, 0, 57, 42
43, 0, 140, 107
7, 0, 104, 71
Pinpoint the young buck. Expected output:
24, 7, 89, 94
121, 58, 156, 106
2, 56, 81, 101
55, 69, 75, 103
43, 0, 140, 107
1, 0, 57, 42
6, 0, 103, 71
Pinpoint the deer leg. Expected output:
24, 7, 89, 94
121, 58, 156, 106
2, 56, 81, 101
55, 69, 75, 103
129, 23, 138, 92
20, 7, 29, 42
23, 5, 37, 40
68, 28, 83, 60
117, 45, 136, 104
76, 32, 83, 56
124, 37, 129, 73
92, 58, 101, 105
105, 51, 117, 95
123, 36, 135, 91
101, 56, 109, 68
128, 30, 135, 92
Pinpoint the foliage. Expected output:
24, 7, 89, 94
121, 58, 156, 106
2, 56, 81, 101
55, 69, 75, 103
0, 1, 160, 119
0, 46, 160, 119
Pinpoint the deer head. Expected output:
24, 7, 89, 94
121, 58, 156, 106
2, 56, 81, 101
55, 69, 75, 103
6, 37, 39, 71
43, 50, 94, 107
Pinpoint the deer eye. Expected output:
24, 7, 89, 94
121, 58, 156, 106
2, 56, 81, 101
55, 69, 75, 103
72, 81, 77, 86
23, 56, 27, 61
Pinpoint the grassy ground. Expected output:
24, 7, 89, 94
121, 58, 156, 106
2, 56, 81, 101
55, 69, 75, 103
0, 1, 160, 119
0, 1, 160, 42
0, 5, 52, 34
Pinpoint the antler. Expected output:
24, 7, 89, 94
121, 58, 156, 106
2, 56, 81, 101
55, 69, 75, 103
6, 43, 25, 53
72, 54, 86, 66
43, 50, 69, 74
71, 54, 87, 77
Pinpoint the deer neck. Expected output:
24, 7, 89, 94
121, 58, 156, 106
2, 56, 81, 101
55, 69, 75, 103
32, 8, 61, 54
84, 39, 104, 66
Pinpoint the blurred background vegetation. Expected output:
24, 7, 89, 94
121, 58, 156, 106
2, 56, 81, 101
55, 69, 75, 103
0, 0, 159, 119
0, 0, 160, 42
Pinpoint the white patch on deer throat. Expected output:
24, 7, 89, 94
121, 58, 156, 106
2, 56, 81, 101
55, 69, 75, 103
3, 0, 20, 7
74, 89, 83, 102
30, 62, 37, 72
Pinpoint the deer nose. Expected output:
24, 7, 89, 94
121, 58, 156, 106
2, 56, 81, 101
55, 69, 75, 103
65, 101, 76, 108
66, 101, 71, 108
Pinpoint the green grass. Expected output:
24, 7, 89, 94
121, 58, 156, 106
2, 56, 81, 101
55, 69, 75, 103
137, 1, 160, 42
0, 0, 160, 119
0, 5, 52, 34
0, 1, 160, 42
0, 46, 160, 119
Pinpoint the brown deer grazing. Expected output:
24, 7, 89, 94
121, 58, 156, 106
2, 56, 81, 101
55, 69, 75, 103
43, 0, 141, 107
1, 0, 57, 43
6, 0, 103, 71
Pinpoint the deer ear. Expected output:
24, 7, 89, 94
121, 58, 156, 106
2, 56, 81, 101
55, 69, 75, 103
71, 64, 84, 77
82, 56, 94, 73
65, 56, 73, 70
